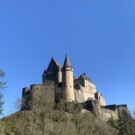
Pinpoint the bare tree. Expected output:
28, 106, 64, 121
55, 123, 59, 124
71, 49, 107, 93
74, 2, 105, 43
14, 97, 22, 112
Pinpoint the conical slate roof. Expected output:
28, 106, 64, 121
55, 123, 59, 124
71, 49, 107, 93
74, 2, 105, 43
63, 54, 72, 67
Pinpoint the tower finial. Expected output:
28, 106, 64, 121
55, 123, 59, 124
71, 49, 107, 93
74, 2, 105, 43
63, 54, 71, 67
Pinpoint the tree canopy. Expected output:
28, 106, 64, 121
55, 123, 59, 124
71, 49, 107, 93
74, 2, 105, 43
0, 69, 5, 114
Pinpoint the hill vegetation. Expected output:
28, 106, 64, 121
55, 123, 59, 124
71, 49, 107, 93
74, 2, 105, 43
1, 109, 118, 135
0, 87, 135, 135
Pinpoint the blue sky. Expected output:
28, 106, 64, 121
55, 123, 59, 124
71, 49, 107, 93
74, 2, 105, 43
0, 0, 135, 116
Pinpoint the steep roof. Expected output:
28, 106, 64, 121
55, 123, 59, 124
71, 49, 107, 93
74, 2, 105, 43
63, 54, 72, 67
53, 58, 62, 68
46, 57, 62, 75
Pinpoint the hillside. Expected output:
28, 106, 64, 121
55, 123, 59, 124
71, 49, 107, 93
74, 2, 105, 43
1, 109, 118, 135
1, 85, 135, 135
0, 87, 119, 135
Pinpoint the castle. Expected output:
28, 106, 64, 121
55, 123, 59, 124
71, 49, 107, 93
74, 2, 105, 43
21, 55, 127, 120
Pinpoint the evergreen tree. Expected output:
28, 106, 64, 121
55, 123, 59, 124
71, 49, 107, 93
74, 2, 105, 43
118, 110, 135, 135
108, 117, 118, 129
0, 69, 5, 114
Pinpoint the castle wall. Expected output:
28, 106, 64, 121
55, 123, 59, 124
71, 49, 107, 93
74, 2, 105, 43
117, 105, 128, 112
83, 100, 118, 121
84, 80, 96, 93
100, 108, 118, 121
99, 95, 106, 106
84, 80, 96, 100
95, 93, 106, 106
42, 74, 57, 84
83, 100, 101, 114
76, 80, 96, 101
21, 87, 31, 110
74, 86, 85, 103
79, 85, 94, 101
74, 79, 84, 86
30, 84, 55, 110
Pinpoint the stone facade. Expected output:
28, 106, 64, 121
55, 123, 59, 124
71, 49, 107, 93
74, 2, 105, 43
21, 55, 128, 120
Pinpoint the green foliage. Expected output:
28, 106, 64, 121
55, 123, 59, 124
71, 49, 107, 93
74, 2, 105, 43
108, 117, 118, 129
118, 110, 135, 135
0, 121, 17, 135
65, 102, 75, 111
0, 69, 6, 114
133, 110, 135, 119
109, 110, 135, 135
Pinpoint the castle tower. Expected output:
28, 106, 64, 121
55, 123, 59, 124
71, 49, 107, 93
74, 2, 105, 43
62, 55, 75, 102
57, 66, 62, 83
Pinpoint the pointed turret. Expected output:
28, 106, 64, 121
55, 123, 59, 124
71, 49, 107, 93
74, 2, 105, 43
62, 55, 75, 102
63, 54, 72, 67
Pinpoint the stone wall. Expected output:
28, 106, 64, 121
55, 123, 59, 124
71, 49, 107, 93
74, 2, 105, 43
21, 83, 127, 121
21, 87, 31, 110
95, 92, 106, 106
30, 84, 55, 110
42, 74, 57, 84
100, 108, 118, 121
74, 80, 97, 102
74, 86, 85, 103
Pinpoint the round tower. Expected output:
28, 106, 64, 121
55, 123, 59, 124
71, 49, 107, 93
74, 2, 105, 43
62, 55, 75, 102
57, 66, 62, 83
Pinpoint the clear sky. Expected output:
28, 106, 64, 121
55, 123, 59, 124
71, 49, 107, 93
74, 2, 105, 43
0, 0, 135, 116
